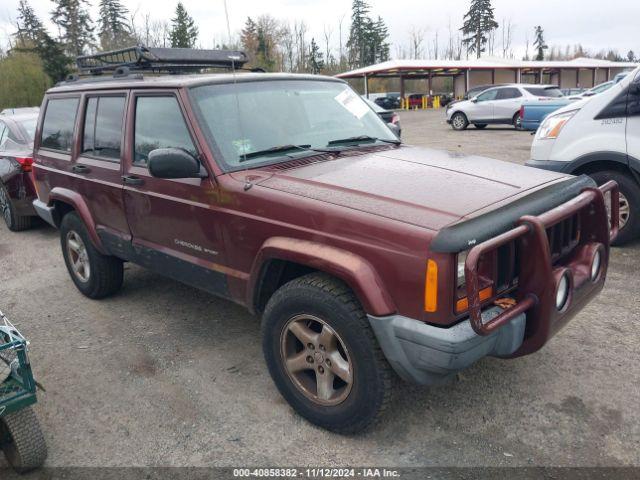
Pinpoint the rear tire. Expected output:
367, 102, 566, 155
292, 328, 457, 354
0, 184, 32, 232
451, 112, 469, 131
590, 170, 640, 246
474, 124, 487, 129
60, 212, 124, 298
262, 273, 392, 434
513, 113, 521, 130
0, 407, 47, 473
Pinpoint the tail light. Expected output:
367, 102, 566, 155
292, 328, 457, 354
519, 106, 524, 119
15, 157, 33, 173
391, 113, 400, 125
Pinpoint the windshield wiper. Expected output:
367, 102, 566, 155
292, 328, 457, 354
326, 135, 401, 146
239, 144, 335, 162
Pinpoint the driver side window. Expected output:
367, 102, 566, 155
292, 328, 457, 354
476, 89, 498, 102
133, 95, 197, 167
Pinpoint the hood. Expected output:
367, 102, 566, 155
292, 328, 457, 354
256, 146, 571, 230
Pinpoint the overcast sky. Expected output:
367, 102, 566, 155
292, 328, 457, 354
1, 0, 638, 60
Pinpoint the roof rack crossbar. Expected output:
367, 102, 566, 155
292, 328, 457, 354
76, 45, 248, 75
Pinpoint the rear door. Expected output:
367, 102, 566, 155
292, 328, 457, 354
73, 92, 130, 244
121, 90, 230, 298
493, 87, 523, 122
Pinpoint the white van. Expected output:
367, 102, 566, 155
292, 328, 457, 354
527, 66, 640, 245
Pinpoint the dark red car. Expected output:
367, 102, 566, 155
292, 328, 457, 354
30, 47, 618, 433
0, 113, 39, 231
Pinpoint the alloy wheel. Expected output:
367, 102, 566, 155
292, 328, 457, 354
605, 190, 631, 230
66, 231, 91, 282
280, 314, 353, 406
452, 115, 465, 130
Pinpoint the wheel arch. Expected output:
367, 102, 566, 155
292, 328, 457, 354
569, 152, 640, 185
248, 237, 397, 317
48, 187, 106, 253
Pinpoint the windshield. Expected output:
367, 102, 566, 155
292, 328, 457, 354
190, 80, 398, 170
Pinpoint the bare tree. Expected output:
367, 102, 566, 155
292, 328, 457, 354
432, 30, 439, 60
323, 24, 332, 66
501, 18, 513, 58
408, 26, 425, 59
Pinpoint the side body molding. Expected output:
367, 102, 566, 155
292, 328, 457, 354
249, 237, 397, 316
48, 187, 106, 254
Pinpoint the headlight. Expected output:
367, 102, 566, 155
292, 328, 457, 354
591, 249, 602, 281
457, 251, 468, 288
537, 110, 578, 139
555, 272, 571, 311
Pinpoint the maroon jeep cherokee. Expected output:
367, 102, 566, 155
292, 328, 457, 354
31, 54, 618, 433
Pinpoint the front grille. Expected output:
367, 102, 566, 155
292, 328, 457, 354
546, 213, 580, 263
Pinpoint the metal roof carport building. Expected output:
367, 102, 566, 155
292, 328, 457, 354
336, 57, 638, 98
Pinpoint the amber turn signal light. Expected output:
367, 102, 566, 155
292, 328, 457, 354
456, 286, 493, 313
424, 259, 438, 312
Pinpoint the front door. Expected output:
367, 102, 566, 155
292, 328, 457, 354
121, 91, 230, 298
626, 71, 640, 172
466, 88, 498, 122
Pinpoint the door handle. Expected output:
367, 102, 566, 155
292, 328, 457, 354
72, 165, 90, 174
122, 175, 144, 186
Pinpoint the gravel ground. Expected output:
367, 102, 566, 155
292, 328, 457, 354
0, 109, 638, 468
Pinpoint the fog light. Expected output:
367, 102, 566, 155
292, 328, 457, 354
555, 273, 570, 311
590, 250, 602, 281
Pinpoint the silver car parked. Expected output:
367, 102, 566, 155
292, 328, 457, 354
446, 84, 563, 130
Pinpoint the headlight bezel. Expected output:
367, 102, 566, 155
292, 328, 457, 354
537, 109, 578, 140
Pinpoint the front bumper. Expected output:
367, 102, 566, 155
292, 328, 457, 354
369, 306, 525, 385
525, 159, 572, 173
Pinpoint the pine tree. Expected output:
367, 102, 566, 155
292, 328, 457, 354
98, 0, 132, 50
14, 0, 69, 82
51, 0, 95, 57
628, 50, 636, 62
15, 0, 43, 45
346, 0, 370, 68
169, 2, 198, 48
309, 38, 324, 74
533, 26, 548, 61
460, 0, 499, 59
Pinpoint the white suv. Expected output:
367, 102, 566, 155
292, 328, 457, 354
446, 84, 564, 130
527, 66, 640, 245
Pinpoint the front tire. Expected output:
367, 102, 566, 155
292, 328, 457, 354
0, 407, 47, 473
60, 212, 124, 298
450, 112, 469, 131
590, 170, 640, 246
0, 184, 32, 232
262, 273, 392, 434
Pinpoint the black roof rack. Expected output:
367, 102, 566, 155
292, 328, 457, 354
76, 45, 248, 75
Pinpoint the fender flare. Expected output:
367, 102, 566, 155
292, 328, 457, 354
48, 187, 106, 254
569, 151, 640, 185
248, 237, 397, 316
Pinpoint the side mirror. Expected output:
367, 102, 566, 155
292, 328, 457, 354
386, 122, 401, 138
148, 148, 205, 179
471, 97, 479, 103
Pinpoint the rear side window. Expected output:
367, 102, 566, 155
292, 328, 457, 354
82, 96, 126, 160
133, 96, 197, 166
525, 87, 563, 98
496, 88, 522, 100
41, 98, 79, 152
